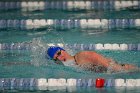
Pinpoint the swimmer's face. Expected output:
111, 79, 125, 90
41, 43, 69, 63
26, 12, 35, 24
53, 50, 67, 62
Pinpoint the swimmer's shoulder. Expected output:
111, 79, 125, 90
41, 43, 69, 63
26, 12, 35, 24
75, 51, 95, 60
74, 51, 97, 64
76, 51, 96, 56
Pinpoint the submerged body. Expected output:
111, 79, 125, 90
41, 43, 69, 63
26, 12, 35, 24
47, 47, 138, 73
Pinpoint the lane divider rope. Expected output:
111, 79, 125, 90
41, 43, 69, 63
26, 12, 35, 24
0, 19, 140, 29
0, 78, 140, 89
0, 1, 140, 11
0, 43, 140, 51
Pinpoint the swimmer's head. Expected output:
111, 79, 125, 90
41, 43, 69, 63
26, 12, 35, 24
47, 46, 65, 59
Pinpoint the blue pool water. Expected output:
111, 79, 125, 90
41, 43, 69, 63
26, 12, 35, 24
0, 0, 140, 92
0, 21, 140, 79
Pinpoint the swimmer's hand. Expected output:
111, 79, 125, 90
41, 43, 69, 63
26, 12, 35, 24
121, 64, 139, 71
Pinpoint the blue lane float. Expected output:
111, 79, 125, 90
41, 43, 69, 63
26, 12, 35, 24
0, 43, 140, 51
0, 78, 140, 90
0, 1, 140, 11
0, 19, 140, 30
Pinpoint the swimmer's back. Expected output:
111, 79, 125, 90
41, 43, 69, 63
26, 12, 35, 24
74, 51, 102, 65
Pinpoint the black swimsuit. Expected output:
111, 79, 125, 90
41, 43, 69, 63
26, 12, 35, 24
73, 56, 78, 65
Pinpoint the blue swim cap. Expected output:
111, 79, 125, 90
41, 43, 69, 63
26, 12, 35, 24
47, 46, 64, 59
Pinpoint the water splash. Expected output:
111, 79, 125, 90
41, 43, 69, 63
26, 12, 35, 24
30, 38, 47, 66
29, 36, 74, 67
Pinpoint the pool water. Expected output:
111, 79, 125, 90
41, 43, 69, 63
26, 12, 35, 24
0, 29, 140, 79
0, 2, 140, 78
0, 1, 140, 92
0, 26, 140, 43
0, 7, 140, 19
0, 48, 140, 78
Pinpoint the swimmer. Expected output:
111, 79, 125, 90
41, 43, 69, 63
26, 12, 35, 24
47, 46, 138, 73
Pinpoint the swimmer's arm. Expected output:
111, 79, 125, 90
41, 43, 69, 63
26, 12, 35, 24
78, 51, 137, 71
89, 52, 123, 71
96, 56, 123, 71
89, 52, 135, 71
96, 57, 137, 71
